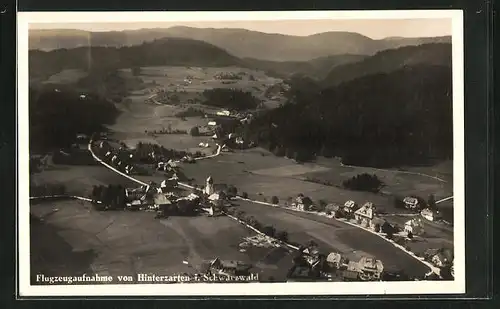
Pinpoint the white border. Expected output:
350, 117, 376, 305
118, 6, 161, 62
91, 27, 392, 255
17, 10, 465, 297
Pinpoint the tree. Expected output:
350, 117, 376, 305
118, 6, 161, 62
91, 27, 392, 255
276, 230, 288, 242
241, 192, 249, 199
271, 196, 279, 205
407, 231, 414, 239
428, 194, 437, 209
317, 200, 327, 212
262, 225, 276, 237
227, 185, 238, 197
382, 221, 395, 239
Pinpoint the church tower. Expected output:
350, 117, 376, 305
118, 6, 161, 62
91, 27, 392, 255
204, 176, 214, 195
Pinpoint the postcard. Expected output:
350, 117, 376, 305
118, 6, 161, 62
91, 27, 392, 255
17, 10, 464, 297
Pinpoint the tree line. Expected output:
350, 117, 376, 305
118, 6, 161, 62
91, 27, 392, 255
244, 65, 453, 168
202, 88, 260, 111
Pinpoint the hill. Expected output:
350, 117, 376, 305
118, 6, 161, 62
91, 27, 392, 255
242, 64, 453, 168
322, 43, 452, 86
29, 37, 244, 82
244, 54, 367, 80
29, 87, 119, 152
29, 26, 451, 61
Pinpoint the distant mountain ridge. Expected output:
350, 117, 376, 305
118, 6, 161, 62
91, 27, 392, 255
322, 43, 452, 86
29, 37, 244, 81
29, 26, 451, 61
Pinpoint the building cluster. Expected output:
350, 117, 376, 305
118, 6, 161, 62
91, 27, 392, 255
289, 246, 384, 282
402, 196, 442, 222
120, 175, 227, 218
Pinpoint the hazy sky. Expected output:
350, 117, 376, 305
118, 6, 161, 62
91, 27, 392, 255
29, 19, 452, 39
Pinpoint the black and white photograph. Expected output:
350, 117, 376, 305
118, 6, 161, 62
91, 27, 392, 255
17, 10, 465, 296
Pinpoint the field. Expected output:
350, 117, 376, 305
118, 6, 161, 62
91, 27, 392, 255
120, 66, 284, 102
30, 164, 294, 282
179, 146, 453, 217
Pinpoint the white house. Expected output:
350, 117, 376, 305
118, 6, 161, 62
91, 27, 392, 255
404, 217, 424, 235
421, 208, 441, 222
354, 202, 375, 228
216, 110, 231, 116
293, 195, 313, 211
208, 121, 218, 126
343, 200, 358, 213
403, 197, 419, 210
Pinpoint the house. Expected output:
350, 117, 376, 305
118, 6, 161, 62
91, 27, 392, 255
160, 177, 178, 190
356, 257, 384, 281
404, 217, 424, 235
208, 121, 218, 126
153, 193, 172, 210
209, 258, 252, 276
421, 208, 442, 222
403, 197, 419, 210
216, 110, 231, 116
235, 137, 244, 145
424, 248, 453, 267
354, 202, 375, 228
343, 200, 358, 214
326, 252, 345, 269
293, 195, 313, 211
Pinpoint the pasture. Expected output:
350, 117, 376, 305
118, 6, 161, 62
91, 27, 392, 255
312, 157, 453, 203
181, 150, 394, 211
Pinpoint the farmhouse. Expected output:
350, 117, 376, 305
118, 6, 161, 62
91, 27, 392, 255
293, 195, 313, 211
326, 252, 346, 269
356, 257, 384, 281
343, 200, 358, 214
152, 193, 172, 210
403, 197, 419, 210
421, 208, 442, 222
354, 202, 375, 228
209, 258, 252, 276
404, 218, 424, 236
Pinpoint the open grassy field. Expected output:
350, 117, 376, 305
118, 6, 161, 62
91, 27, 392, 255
311, 157, 453, 202
180, 148, 453, 217
232, 200, 431, 277
182, 150, 393, 211
42, 69, 88, 85
30, 200, 280, 282
30, 165, 138, 195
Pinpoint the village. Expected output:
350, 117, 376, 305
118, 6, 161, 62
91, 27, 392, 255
29, 64, 454, 284
64, 108, 453, 282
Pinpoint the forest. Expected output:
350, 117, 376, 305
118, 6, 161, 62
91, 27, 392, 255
29, 88, 119, 152
243, 64, 453, 167
202, 88, 260, 111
